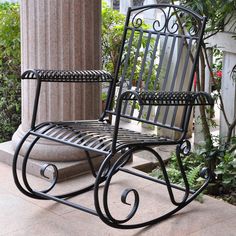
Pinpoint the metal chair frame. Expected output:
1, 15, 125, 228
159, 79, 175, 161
13, 4, 214, 229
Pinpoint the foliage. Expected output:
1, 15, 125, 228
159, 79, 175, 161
122, 31, 159, 91
151, 142, 236, 205
101, 1, 160, 102
200, 143, 236, 205
215, 152, 236, 192
150, 151, 205, 191
102, 1, 125, 75
0, 2, 21, 142
211, 48, 223, 91
171, 1, 236, 189
214, 137, 236, 198
176, 0, 236, 38
173, 0, 236, 146
101, 91, 108, 102
101, 2, 125, 104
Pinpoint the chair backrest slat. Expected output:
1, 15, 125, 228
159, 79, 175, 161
106, 4, 206, 133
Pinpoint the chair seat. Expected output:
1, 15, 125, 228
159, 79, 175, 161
31, 120, 170, 154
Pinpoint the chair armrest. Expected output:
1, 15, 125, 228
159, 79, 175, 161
120, 91, 214, 106
111, 90, 213, 152
22, 69, 113, 83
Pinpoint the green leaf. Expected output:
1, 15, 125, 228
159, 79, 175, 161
0, 2, 21, 142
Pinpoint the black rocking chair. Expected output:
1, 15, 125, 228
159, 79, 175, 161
13, 4, 214, 229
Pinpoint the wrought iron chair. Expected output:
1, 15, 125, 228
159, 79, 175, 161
13, 4, 214, 229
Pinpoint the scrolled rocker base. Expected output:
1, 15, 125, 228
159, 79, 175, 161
12, 4, 214, 230
13, 136, 213, 229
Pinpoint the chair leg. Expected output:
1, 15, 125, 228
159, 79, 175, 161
12, 131, 41, 199
13, 133, 213, 229
12, 131, 106, 200
93, 143, 213, 229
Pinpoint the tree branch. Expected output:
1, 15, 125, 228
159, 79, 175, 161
227, 118, 236, 144
202, 46, 230, 127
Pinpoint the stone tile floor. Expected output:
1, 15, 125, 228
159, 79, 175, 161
0, 161, 236, 236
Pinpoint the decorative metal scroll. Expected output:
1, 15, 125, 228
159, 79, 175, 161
231, 65, 236, 81
130, 5, 202, 37
92, 140, 213, 228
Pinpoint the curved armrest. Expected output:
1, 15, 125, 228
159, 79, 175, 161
121, 91, 214, 106
24, 69, 114, 129
111, 90, 213, 152
22, 69, 113, 83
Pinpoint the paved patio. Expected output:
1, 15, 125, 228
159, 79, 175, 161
0, 160, 236, 236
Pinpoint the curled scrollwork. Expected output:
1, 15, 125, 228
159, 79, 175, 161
132, 17, 143, 28
167, 20, 179, 34
153, 19, 165, 32
96, 145, 192, 227
166, 10, 200, 36
166, 12, 180, 34
152, 8, 167, 32
120, 188, 140, 223
179, 140, 191, 156
130, 6, 201, 36
131, 7, 153, 28
199, 167, 211, 179
101, 149, 140, 224
40, 163, 58, 193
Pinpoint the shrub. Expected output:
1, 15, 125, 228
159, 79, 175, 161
0, 2, 21, 142
150, 151, 205, 191
102, 2, 159, 92
102, 1, 126, 75
150, 143, 236, 205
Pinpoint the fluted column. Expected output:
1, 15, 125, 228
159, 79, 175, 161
13, 0, 101, 161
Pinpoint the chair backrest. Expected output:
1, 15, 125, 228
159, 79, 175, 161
106, 4, 206, 133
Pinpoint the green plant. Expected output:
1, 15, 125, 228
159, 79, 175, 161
102, 2, 159, 91
176, 0, 236, 39
215, 138, 236, 193
216, 152, 236, 191
150, 151, 205, 191
173, 0, 236, 147
150, 141, 236, 205
0, 2, 21, 142
102, 1, 125, 75
168, 1, 236, 187
211, 48, 223, 91
101, 91, 107, 102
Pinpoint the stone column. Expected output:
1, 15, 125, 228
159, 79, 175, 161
12, 0, 102, 161
220, 17, 236, 140
220, 52, 236, 139
205, 16, 236, 142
